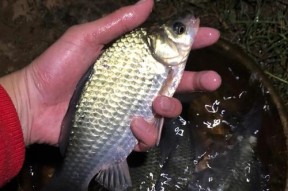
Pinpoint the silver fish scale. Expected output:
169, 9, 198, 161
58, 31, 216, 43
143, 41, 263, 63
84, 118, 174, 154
60, 29, 172, 189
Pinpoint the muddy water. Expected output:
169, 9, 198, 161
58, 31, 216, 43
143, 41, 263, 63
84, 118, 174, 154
182, 39, 288, 190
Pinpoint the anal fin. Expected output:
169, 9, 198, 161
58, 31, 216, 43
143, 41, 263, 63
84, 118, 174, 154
95, 160, 132, 191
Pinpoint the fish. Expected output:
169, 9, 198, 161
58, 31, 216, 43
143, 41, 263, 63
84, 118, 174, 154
152, 116, 195, 191
125, 116, 195, 191
43, 13, 200, 191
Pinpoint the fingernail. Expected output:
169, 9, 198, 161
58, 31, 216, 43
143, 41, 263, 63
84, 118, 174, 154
201, 71, 222, 91
136, 0, 146, 5
159, 96, 174, 111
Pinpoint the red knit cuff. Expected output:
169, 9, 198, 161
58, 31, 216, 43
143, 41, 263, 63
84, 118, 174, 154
0, 85, 25, 187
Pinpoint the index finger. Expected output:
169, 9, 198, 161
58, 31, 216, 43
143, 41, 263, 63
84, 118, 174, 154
61, 0, 154, 50
192, 27, 220, 49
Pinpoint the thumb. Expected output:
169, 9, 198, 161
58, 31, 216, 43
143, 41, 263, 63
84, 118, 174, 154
30, 0, 153, 94
61, 0, 154, 50
102, 0, 153, 42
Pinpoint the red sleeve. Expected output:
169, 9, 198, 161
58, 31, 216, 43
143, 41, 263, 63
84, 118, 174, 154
0, 85, 25, 187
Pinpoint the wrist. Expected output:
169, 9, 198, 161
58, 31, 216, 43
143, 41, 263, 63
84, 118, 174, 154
0, 69, 33, 145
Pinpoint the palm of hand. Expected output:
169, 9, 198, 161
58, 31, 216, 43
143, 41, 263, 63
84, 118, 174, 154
0, 0, 220, 151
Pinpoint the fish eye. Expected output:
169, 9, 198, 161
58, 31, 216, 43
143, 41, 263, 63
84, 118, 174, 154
173, 22, 186, 35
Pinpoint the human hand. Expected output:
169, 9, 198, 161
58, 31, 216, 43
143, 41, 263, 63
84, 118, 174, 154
0, 0, 220, 151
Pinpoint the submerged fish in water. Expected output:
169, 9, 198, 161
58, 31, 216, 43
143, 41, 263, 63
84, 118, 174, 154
122, 116, 194, 191
109, 91, 268, 191
187, 87, 268, 191
43, 14, 199, 191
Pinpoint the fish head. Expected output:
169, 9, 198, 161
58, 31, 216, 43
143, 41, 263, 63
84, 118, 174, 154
147, 14, 200, 66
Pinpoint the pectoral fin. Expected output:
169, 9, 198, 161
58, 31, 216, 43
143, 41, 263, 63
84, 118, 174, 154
95, 160, 132, 191
154, 116, 164, 146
